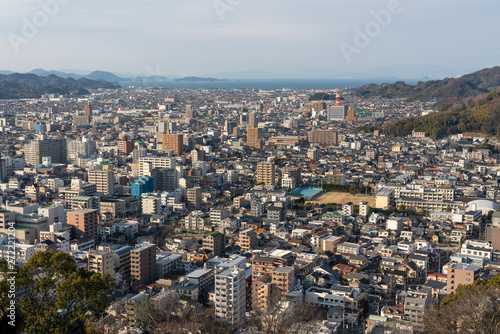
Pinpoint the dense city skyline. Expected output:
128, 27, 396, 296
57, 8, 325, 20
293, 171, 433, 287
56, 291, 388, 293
1, 0, 500, 78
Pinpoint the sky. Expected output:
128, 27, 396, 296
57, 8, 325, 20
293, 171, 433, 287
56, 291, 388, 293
1, 0, 500, 79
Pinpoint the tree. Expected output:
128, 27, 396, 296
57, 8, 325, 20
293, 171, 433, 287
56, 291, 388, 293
424, 274, 500, 333
0, 251, 116, 334
349, 184, 359, 195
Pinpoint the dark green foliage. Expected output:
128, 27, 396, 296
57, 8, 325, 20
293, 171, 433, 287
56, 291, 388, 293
308, 93, 334, 101
355, 125, 375, 133
384, 90, 500, 139
0, 251, 116, 334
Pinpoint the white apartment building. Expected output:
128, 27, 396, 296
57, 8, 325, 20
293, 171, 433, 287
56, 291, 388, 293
215, 268, 246, 326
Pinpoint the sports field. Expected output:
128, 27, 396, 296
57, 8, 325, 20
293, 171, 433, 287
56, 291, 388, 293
307, 192, 376, 206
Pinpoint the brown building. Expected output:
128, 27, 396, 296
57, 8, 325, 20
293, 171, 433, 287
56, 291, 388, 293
117, 134, 134, 155
447, 263, 480, 294
162, 133, 184, 155
67, 209, 99, 239
272, 267, 295, 299
247, 127, 262, 149
84, 103, 92, 116
308, 130, 338, 145
130, 243, 157, 286
251, 255, 286, 280
306, 101, 327, 112
256, 162, 276, 186
252, 275, 276, 313
345, 107, 357, 122
203, 231, 225, 257
237, 228, 257, 253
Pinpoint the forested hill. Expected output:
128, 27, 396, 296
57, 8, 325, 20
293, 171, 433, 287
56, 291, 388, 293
356, 66, 500, 109
384, 90, 500, 139
0, 73, 119, 99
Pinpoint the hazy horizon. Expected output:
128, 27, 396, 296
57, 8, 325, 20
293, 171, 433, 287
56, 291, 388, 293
1, 0, 499, 79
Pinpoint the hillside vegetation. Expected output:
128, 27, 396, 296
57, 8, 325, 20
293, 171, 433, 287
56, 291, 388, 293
384, 90, 500, 139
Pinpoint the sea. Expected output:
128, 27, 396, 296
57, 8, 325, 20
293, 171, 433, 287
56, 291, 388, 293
120, 78, 417, 90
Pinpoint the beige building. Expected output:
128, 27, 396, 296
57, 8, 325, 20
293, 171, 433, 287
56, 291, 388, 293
272, 266, 295, 299
237, 228, 256, 252
256, 162, 276, 186
308, 130, 337, 145
88, 170, 114, 195
88, 250, 115, 276
141, 195, 161, 215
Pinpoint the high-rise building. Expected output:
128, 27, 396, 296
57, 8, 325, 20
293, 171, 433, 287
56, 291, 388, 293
117, 135, 134, 155
187, 187, 202, 210
190, 149, 205, 162
203, 231, 225, 257
67, 137, 96, 159
24, 138, 67, 166
248, 112, 258, 128
67, 209, 99, 239
88, 170, 114, 195
84, 103, 92, 116
345, 107, 357, 122
162, 133, 184, 155
247, 127, 263, 149
307, 147, 320, 161
327, 87, 349, 121
256, 162, 276, 186
88, 250, 115, 276
130, 243, 156, 286
151, 167, 177, 192
215, 268, 246, 326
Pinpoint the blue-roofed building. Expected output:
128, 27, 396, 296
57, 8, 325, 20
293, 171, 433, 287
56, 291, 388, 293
131, 176, 153, 198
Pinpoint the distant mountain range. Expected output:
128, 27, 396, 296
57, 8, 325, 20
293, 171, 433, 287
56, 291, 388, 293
381, 66, 500, 139
356, 66, 500, 108
0, 73, 119, 99
174, 76, 227, 82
